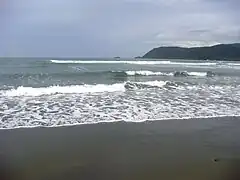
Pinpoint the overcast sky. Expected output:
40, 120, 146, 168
0, 0, 240, 57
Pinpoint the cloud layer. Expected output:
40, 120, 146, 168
0, 0, 239, 57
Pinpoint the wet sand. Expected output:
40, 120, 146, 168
1, 117, 240, 180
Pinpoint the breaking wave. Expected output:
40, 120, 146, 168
123, 71, 209, 77
1, 82, 240, 129
2, 80, 178, 97
3, 83, 125, 97
124, 71, 169, 76
51, 60, 171, 65
71, 70, 213, 77
50, 60, 216, 66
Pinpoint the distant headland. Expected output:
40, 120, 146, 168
142, 43, 240, 60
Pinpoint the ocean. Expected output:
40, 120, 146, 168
1, 58, 240, 129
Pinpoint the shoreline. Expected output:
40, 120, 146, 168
1, 117, 240, 180
1, 115, 240, 130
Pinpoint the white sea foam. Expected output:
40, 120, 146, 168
125, 71, 167, 76
170, 62, 216, 66
51, 60, 171, 65
125, 70, 207, 77
1, 84, 240, 129
126, 71, 207, 77
3, 83, 126, 97
140, 80, 167, 87
50, 60, 216, 66
2, 80, 170, 97
227, 63, 240, 66
188, 72, 207, 76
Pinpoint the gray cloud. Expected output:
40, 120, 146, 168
0, 0, 239, 57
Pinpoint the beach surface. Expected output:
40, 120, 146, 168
1, 116, 240, 180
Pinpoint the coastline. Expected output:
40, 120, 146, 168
1, 116, 240, 180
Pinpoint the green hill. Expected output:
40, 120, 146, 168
142, 43, 240, 60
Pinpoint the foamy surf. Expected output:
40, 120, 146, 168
50, 60, 216, 66
124, 81, 168, 90
125, 71, 168, 76
170, 62, 216, 66
140, 80, 167, 87
124, 71, 207, 77
2, 80, 170, 97
3, 84, 126, 97
188, 72, 207, 77
51, 60, 171, 65
227, 63, 240, 66
1, 58, 240, 129
1, 83, 240, 129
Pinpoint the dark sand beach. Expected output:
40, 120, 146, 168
1, 117, 240, 180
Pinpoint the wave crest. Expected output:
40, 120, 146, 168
50, 60, 216, 66
2, 80, 181, 97
3, 84, 125, 97
173, 71, 215, 77
122, 70, 213, 77
124, 81, 167, 90
51, 60, 171, 65
125, 71, 168, 76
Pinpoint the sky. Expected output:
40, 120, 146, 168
0, 0, 240, 57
